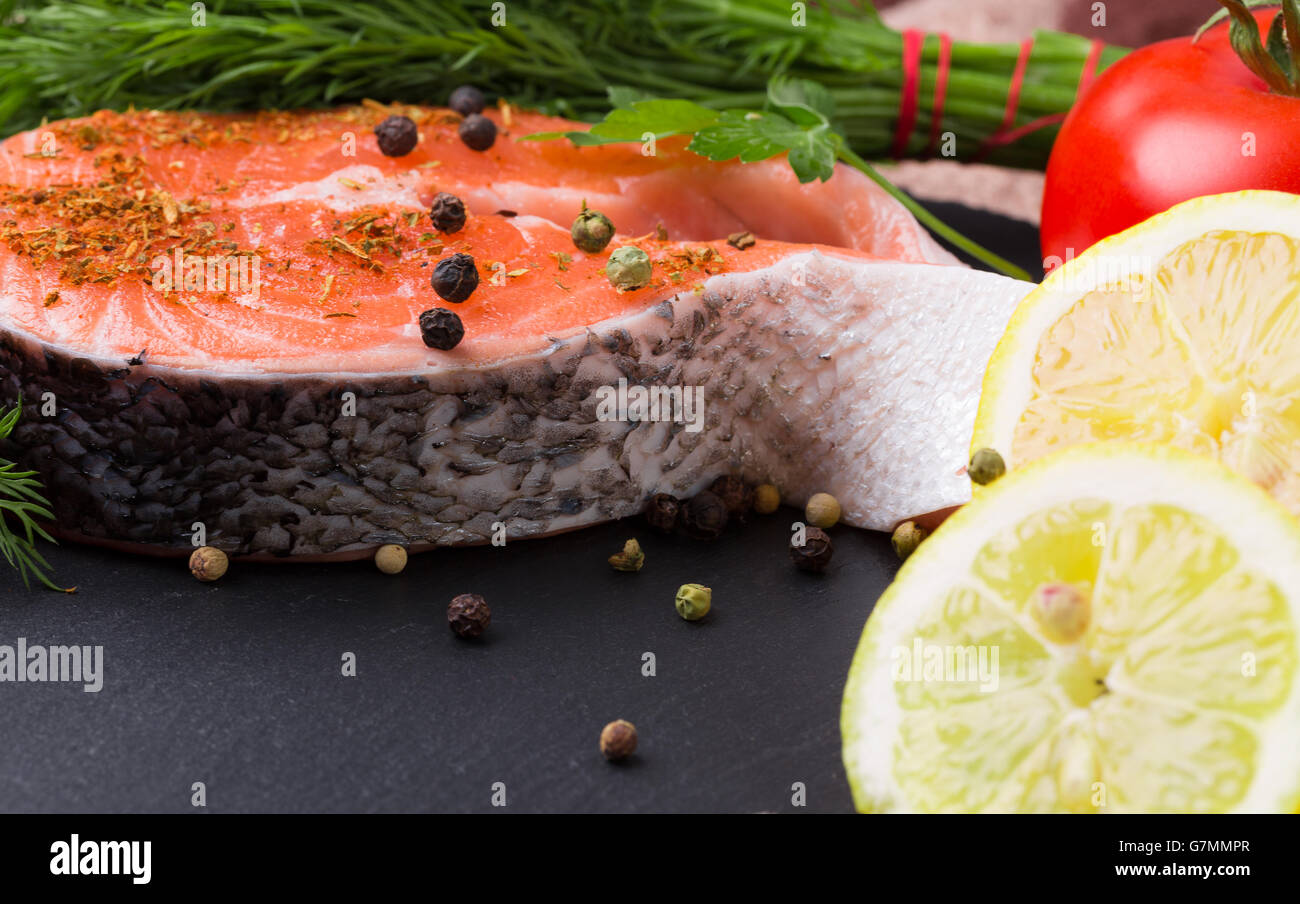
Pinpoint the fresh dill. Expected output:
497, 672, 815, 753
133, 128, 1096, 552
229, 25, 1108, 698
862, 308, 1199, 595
0, 402, 66, 591
0, 0, 1125, 169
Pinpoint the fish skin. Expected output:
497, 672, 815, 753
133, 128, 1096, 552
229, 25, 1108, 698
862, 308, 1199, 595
0, 249, 1028, 556
0, 107, 1026, 556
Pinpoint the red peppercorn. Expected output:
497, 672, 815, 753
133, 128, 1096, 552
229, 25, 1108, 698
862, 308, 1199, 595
644, 493, 680, 534
790, 527, 834, 573
708, 475, 754, 519
448, 593, 491, 638
681, 491, 728, 540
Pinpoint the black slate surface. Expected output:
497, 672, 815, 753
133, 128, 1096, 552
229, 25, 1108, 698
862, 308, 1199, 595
0, 201, 1039, 813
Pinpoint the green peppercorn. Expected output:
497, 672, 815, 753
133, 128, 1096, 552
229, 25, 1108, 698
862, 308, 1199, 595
890, 521, 928, 561
572, 204, 615, 254
608, 538, 645, 572
969, 447, 1007, 485
675, 583, 712, 621
606, 246, 652, 290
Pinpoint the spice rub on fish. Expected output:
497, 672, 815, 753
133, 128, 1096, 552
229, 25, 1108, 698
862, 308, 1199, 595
0, 105, 1028, 558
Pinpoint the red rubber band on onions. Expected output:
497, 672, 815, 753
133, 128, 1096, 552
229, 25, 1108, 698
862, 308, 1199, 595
973, 38, 1104, 162
890, 29, 925, 159
922, 32, 953, 159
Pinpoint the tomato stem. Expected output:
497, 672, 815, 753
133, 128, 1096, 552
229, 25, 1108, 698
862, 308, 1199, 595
1281, 1, 1300, 75
1208, 0, 1300, 95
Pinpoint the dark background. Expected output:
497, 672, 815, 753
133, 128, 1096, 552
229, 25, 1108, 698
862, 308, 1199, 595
0, 202, 1038, 813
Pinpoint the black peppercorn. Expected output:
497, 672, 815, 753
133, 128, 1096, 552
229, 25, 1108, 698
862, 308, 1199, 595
790, 527, 834, 573
431, 252, 480, 303
644, 493, 680, 534
419, 308, 465, 350
374, 115, 419, 157
458, 113, 497, 151
448, 592, 491, 638
448, 85, 486, 116
681, 491, 728, 540
708, 475, 754, 519
429, 192, 467, 234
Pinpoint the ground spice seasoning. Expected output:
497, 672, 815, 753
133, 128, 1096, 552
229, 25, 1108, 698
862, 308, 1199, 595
0, 150, 258, 289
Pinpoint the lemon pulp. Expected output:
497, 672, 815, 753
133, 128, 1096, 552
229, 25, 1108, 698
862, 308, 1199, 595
1011, 231, 1300, 514
842, 444, 1300, 814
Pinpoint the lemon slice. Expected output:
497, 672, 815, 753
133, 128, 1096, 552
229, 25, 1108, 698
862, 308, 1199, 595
973, 190, 1300, 515
841, 443, 1300, 813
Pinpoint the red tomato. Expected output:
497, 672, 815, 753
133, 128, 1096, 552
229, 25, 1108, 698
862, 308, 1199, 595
1041, 10, 1300, 266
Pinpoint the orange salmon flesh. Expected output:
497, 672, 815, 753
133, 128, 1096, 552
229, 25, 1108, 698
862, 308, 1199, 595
0, 105, 952, 372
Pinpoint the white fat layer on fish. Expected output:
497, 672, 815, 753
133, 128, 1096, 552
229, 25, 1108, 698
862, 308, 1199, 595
232, 164, 427, 211
697, 253, 1031, 529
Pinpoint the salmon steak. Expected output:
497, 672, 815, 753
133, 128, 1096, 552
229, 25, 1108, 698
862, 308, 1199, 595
0, 104, 1030, 558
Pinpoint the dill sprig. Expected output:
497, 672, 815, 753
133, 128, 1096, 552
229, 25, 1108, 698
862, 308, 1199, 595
0, 0, 1126, 169
0, 402, 66, 591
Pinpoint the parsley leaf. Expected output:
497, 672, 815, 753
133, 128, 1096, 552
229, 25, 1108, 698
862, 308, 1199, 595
523, 76, 1033, 281
686, 111, 784, 164
522, 98, 720, 146
687, 108, 838, 183
526, 77, 843, 184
